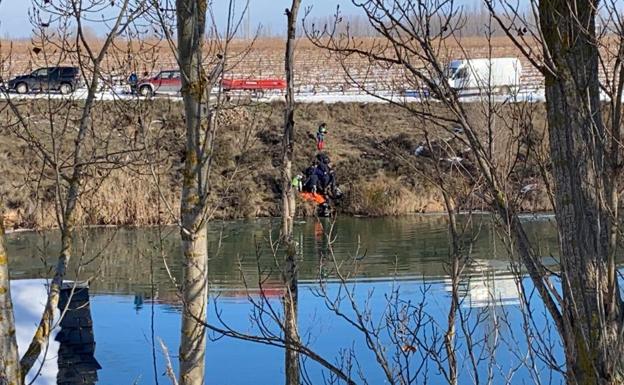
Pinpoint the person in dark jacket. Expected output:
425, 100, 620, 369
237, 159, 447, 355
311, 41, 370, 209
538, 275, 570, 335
302, 153, 343, 198
316, 152, 330, 165
128, 72, 138, 94
315, 153, 335, 193
303, 166, 321, 193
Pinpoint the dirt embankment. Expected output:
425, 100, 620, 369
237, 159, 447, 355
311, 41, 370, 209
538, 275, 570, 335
0, 99, 551, 229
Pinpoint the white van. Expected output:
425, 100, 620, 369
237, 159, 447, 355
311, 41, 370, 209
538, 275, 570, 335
444, 58, 522, 95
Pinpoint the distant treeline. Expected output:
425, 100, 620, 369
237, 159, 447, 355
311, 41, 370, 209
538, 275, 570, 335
236, 4, 532, 39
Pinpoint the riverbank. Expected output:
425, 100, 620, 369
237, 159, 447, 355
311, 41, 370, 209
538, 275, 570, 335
0, 99, 551, 229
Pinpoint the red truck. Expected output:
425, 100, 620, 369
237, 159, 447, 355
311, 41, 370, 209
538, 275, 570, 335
221, 78, 286, 91
136, 70, 182, 97
136, 70, 286, 98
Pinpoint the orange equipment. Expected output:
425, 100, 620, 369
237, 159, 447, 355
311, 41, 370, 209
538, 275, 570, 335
299, 192, 326, 204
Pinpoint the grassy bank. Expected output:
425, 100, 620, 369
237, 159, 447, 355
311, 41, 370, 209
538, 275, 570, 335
0, 99, 551, 229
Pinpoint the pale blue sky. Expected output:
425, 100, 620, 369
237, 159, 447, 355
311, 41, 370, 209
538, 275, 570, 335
0, 0, 490, 38
0, 0, 369, 38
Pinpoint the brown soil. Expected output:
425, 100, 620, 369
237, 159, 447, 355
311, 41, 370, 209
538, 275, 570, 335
0, 98, 551, 230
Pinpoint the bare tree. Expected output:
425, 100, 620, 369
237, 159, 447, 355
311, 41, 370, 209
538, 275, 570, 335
303, 0, 624, 383
0, 0, 152, 381
534, 2, 622, 383
175, 0, 212, 382
487, 1, 624, 383
0, 212, 21, 385
174, 0, 253, 383
282, 1, 302, 384
0, 7, 20, 385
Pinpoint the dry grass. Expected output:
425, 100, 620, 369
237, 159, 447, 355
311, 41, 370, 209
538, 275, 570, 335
0, 98, 554, 229
343, 172, 443, 216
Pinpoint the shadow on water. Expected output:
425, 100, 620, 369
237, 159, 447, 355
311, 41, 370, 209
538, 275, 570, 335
8, 214, 575, 384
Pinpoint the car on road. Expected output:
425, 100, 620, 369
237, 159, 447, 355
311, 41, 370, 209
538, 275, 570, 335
442, 58, 522, 95
136, 70, 181, 97
7, 66, 81, 94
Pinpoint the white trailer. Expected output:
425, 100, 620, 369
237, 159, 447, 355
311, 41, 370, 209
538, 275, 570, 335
444, 58, 522, 95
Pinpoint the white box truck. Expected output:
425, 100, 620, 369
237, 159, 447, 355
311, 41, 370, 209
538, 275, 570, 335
444, 58, 522, 95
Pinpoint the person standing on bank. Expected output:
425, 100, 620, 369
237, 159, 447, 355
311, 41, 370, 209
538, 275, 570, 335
316, 123, 328, 151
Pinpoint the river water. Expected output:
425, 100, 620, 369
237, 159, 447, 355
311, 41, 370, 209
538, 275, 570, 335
8, 215, 566, 385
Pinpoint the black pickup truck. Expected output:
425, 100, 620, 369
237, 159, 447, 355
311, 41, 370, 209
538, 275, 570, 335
7, 66, 81, 94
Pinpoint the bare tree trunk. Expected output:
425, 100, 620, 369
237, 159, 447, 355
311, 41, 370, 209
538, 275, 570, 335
443, 198, 459, 385
176, 1, 209, 384
283, 1, 301, 384
19, 229, 72, 377
539, 1, 624, 383
307, 0, 624, 382
19, 90, 91, 373
0, 216, 21, 385
178, 220, 208, 385
18, 0, 126, 372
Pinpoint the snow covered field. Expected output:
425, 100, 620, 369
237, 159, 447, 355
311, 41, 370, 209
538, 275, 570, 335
0, 85, 548, 104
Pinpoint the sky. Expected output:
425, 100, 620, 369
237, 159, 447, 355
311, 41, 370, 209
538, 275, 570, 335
0, 0, 368, 39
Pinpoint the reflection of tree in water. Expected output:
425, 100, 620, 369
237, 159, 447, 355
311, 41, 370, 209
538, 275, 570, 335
6, 216, 561, 297
56, 284, 101, 385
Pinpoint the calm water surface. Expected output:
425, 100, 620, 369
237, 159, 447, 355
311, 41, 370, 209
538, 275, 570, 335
8, 215, 565, 384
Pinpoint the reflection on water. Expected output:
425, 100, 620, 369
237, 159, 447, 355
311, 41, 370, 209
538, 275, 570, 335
448, 262, 521, 307
56, 284, 101, 385
7, 215, 560, 296
7, 215, 566, 384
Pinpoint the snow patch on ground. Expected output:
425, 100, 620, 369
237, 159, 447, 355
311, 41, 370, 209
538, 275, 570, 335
0, 87, 548, 104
